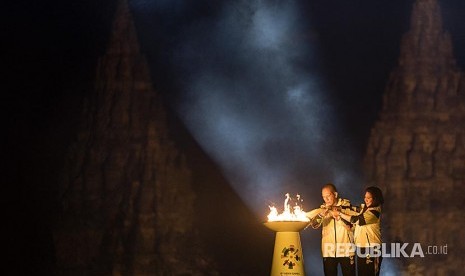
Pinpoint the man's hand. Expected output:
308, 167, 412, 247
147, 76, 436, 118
331, 209, 340, 220
319, 209, 330, 218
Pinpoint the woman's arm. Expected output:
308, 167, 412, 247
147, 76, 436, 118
335, 206, 381, 225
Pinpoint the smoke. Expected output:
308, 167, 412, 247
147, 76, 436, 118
130, 1, 406, 274
150, 0, 363, 214
132, 0, 363, 213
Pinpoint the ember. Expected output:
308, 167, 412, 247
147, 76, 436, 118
267, 193, 310, 222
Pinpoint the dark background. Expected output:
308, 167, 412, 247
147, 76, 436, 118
4, 0, 465, 274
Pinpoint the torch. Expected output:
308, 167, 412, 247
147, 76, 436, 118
264, 194, 310, 276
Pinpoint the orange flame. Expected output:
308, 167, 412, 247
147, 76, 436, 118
267, 193, 310, 222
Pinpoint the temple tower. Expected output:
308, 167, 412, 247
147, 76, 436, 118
53, 0, 211, 274
364, 0, 465, 274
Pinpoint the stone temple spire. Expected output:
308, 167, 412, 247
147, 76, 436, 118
106, 0, 140, 56
382, 0, 463, 116
364, 0, 465, 274
398, 0, 456, 74
54, 0, 212, 274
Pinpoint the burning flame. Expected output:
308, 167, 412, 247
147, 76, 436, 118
267, 193, 310, 222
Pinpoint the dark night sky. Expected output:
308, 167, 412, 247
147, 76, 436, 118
6, 1, 465, 143
129, 0, 465, 211
6, 0, 465, 178
4, 0, 465, 274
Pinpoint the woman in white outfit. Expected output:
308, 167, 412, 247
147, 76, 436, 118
333, 186, 384, 276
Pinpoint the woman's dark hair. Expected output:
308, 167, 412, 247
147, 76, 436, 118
365, 186, 384, 207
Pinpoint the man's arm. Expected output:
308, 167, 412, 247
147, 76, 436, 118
306, 207, 328, 229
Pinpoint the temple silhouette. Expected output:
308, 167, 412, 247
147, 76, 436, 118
364, 0, 465, 274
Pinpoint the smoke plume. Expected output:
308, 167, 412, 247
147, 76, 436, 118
152, 0, 363, 213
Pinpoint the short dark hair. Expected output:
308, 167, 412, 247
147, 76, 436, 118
365, 186, 384, 207
322, 183, 338, 194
